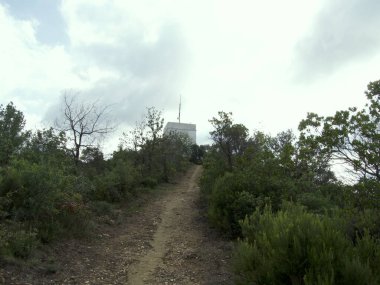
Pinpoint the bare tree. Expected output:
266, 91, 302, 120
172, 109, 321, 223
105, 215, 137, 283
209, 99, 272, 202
55, 91, 114, 164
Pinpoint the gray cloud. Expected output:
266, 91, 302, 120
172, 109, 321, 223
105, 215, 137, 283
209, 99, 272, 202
294, 0, 380, 80
46, 22, 188, 127
0, 0, 68, 46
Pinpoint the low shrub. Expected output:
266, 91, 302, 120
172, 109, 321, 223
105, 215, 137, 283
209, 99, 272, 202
234, 203, 380, 285
208, 172, 251, 236
0, 222, 39, 259
141, 177, 158, 189
0, 159, 90, 243
296, 191, 336, 214
94, 159, 137, 202
90, 200, 114, 217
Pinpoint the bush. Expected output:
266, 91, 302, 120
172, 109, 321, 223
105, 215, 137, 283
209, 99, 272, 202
234, 203, 380, 285
94, 159, 137, 202
200, 150, 227, 200
90, 200, 113, 217
0, 159, 89, 242
208, 172, 252, 236
340, 207, 380, 241
206, 166, 292, 237
141, 177, 158, 189
296, 191, 336, 214
7, 228, 38, 259
0, 222, 39, 259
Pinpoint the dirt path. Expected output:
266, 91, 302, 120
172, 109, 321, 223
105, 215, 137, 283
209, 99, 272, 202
2, 165, 233, 284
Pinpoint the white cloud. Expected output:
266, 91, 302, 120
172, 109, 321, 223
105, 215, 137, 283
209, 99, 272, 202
295, 0, 380, 79
59, 0, 190, 124
0, 4, 85, 129
1, 0, 379, 150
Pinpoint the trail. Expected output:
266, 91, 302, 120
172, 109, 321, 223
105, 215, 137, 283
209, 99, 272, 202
127, 165, 232, 284
2, 165, 233, 284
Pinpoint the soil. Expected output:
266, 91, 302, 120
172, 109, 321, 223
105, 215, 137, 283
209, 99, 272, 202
1, 165, 234, 284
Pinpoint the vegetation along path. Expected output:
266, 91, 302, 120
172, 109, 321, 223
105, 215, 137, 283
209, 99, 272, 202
2, 165, 233, 284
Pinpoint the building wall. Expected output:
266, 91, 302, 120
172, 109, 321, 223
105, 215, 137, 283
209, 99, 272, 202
164, 122, 196, 144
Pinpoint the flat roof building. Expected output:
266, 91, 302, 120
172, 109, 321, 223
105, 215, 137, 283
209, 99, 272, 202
164, 122, 196, 144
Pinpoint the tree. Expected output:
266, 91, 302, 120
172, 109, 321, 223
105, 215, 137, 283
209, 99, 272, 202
145, 107, 164, 143
22, 128, 69, 167
120, 107, 165, 179
139, 107, 164, 173
299, 80, 380, 181
0, 102, 29, 166
209, 111, 249, 170
55, 91, 113, 165
122, 120, 146, 152
190, 144, 205, 164
121, 107, 163, 152
160, 132, 192, 181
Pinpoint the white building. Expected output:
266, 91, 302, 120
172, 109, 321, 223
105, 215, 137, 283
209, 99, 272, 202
164, 122, 196, 144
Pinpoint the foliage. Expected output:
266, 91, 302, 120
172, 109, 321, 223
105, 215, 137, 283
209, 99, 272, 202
93, 158, 137, 202
0, 222, 38, 259
200, 147, 229, 200
159, 132, 192, 181
0, 102, 29, 166
202, 127, 298, 236
202, 94, 380, 284
299, 80, 380, 181
235, 204, 380, 285
207, 172, 252, 236
189, 144, 206, 164
21, 128, 71, 169
209, 111, 249, 170
0, 158, 89, 242
0, 100, 193, 262
121, 107, 191, 183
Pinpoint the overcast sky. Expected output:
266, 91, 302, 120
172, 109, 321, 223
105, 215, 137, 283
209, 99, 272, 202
1, 0, 380, 153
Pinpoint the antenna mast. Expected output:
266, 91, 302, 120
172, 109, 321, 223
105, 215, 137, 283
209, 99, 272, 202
178, 94, 181, 123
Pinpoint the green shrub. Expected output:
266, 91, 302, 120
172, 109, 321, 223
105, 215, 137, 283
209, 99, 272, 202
340, 207, 380, 241
94, 159, 137, 202
0, 159, 90, 243
207, 167, 291, 237
208, 172, 259, 236
200, 150, 227, 200
296, 191, 336, 214
141, 177, 158, 189
0, 222, 38, 259
352, 180, 380, 210
90, 200, 113, 217
7, 228, 38, 259
234, 203, 380, 285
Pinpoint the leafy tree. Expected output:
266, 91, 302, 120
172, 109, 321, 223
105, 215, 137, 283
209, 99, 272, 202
22, 128, 69, 167
268, 130, 296, 175
143, 107, 164, 171
160, 132, 192, 181
209, 111, 249, 170
0, 102, 29, 166
299, 80, 380, 181
80, 146, 106, 177
190, 144, 205, 164
145, 107, 164, 143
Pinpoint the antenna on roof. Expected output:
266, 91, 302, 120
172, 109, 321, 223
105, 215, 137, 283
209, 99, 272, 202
177, 94, 181, 124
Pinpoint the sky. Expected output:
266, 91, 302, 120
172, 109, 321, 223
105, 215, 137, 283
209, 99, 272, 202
1, 0, 380, 154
